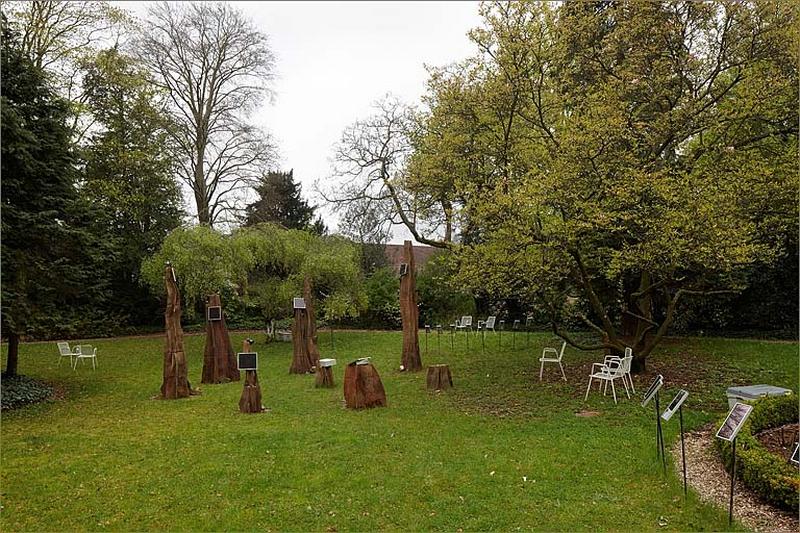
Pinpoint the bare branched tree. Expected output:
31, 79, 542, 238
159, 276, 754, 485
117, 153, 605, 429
135, 1, 276, 226
318, 96, 452, 248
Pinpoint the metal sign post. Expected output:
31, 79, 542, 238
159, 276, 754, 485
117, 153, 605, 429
715, 402, 754, 527
498, 320, 504, 349
661, 389, 690, 495
450, 324, 455, 350
729, 438, 736, 525
424, 325, 430, 355
655, 391, 666, 473
436, 325, 441, 351
679, 406, 687, 495
480, 325, 485, 352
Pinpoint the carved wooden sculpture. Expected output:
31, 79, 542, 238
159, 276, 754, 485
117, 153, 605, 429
344, 360, 386, 409
426, 364, 453, 391
290, 276, 321, 374
202, 293, 239, 384
399, 240, 422, 372
238, 339, 264, 414
161, 263, 191, 399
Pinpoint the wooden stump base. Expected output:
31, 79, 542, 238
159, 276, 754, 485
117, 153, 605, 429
239, 370, 264, 413
315, 366, 335, 388
426, 364, 453, 391
344, 362, 386, 409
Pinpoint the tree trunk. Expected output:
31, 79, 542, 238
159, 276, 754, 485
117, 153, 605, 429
4, 331, 19, 377
315, 366, 335, 388
239, 340, 263, 413
201, 293, 239, 384
426, 364, 453, 391
161, 264, 191, 399
399, 240, 422, 371
290, 276, 321, 374
620, 272, 656, 374
343, 361, 387, 409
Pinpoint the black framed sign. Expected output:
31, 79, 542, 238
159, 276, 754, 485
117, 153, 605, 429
661, 389, 689, 421
399, 263, 409, 276
293, 297, 306, 309
207, 305, 222, 322
641, 374, 664, 407
790, 443, 799, 465
716, 402, 753, 442
237, 352, 258, 371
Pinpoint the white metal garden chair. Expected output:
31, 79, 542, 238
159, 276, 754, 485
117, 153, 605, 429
484, 316, 496, 332
600, 348, 635, 394
539, 341, 567, 381
584, 354, 631, 404
455, 316, 473, 335
73, 345, 97, 371
57, 342, 77, 367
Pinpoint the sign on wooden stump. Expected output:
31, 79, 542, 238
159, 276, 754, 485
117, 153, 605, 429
237, 352, 258, 371
207, 305, 222, 321
293, 297, 306, 309
790, 443, 799, 465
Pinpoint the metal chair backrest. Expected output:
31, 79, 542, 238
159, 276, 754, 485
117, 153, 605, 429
624, 346, 633, 359
621, 354, 632, 374
557, 341, 567, 361
57, 342, 72, 356
461, 316, 473, 327
485, 316, 496, 329
76, 345, 95, 356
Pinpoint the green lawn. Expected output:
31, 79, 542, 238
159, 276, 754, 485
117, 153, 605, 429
1, 330, 796, 531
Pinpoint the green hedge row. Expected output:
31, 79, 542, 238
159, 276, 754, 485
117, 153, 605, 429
715, 394, 799, 511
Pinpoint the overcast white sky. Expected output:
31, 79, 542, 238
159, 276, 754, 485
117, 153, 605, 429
123, 1, 482, 243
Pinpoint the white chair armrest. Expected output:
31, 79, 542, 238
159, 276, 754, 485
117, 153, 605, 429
542, 347, 558, 356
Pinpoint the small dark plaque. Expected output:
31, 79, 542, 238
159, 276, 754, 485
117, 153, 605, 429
661, 389, 689, 421
790, 443, 799, 465
237, 352, 258, 371
641, 374, 664, 407
207, 305, 222, 322
293, 297, 306, 309
716, 402, 753, 442
399, 263, 409, 276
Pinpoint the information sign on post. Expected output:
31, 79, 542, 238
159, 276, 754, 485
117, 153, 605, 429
399, 263, 409, 276
716, 402, 754, 525
641, 375, 664, 407
642, 374, 666, 472
237, 352, 258, 371
207, 305, 222, 322
293, 297, 306, 309
661, 389, 690, 495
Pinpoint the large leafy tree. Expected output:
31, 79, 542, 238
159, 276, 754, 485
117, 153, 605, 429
1, 18, 111, 375
336, 1, 798, 371
80, 46, 184, 325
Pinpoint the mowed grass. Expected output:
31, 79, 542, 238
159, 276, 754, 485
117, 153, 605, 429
1, 330, 796, 531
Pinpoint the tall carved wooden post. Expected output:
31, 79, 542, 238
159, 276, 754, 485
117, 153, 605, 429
202, 293, 239, 384
239, 339, 264, 413
400, 240, 422, 371
161, 263, 191, 399
290, 276, 321, 374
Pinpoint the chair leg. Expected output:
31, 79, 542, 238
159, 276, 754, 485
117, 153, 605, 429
539, 359, 544, 381
628, 372, 635, 394
558, 362, 566, 381
611, 379, 617, 404
584, 376, 593, 401
603, 380, 608, 395
621, 376, 630, 398
92, 357, 96, 370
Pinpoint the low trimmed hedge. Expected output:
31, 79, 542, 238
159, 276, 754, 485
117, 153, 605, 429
715, 394, 799, 511
1, 375, 54, 410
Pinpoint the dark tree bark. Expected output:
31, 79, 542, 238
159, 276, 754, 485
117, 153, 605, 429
3, 331, 19, 377
289, 276, 321, 374
344, 361, 387, 409
315, 366, 335, 388
426, 364, 453, 391
161, 264, 191, 399
202, 293, 240, 384
238, 339, 263, 413
399, 240, 422, 372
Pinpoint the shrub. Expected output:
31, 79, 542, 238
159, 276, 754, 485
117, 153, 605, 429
715, 394, 799, 511
1, 375, 54, 410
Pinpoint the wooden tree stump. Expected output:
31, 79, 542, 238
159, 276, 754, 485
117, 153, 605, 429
161, 263, 192, 399
239, 339, 264, 413
426, 364, 453, 391
202, 293, 239, 384
343, 361, 387, 409
399, 240, 422, 372
290, 276, 321, 374
315, 358, 336, 388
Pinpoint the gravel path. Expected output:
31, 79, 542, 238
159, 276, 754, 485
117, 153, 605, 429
673, 424, 798, 532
